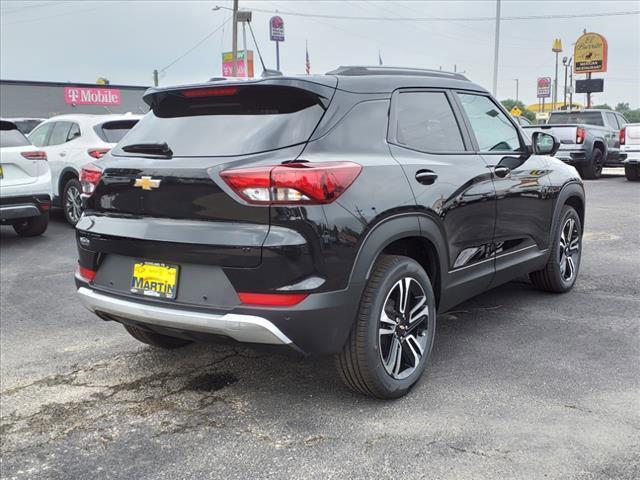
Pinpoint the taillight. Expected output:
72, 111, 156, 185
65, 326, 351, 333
181, 86, 240, 98
80, 163, 103, 195
238, 292, 308, 306
21, 151, 47, 160
77, 265, 97, 281
220, 162, 362, 205
576, 127, 586, 144
620, 127, 626, 145
88, 148, 110, 159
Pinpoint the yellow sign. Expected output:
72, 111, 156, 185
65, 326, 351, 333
510, 106, 522, 117
574, 32, 608, 73
552, 38, 563, 53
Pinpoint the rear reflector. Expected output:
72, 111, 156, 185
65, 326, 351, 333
180, 86, 240, 98
238, 292, 308, 307
80, 163, 103, 195
21, 151, 47, 160
576, 127, 586, 144
220, 162, 362, 205
77, 266, 97, 281
88, 148, 110, 159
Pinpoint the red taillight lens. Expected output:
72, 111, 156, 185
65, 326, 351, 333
576, 127, 586, 144
181, 86, 240, 98
80, 163, 103, 195
238, 292, 308, 306
620, 127, 626, 145
21, 151, 47, 160
77, 265, 97, 281
88, 148, 110, 159
220, 162, 362, 205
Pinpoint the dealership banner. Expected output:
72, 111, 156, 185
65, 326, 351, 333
64, 87, 121, 106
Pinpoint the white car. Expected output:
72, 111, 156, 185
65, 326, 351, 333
28, 113, 141, 224
0, 120, 52, 237
621, 123, 640, 181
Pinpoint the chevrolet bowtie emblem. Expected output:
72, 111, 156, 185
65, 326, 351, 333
134, 176, 161, 190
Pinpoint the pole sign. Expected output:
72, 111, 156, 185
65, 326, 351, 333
574, 32, 608, 73
270, 16, 284, 42
222, 51, 254, 77
64, 87, 121, 106
536, 77, 551, 98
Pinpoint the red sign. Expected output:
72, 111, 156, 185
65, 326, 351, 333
64, 87, 121, 106
536, 77, 551, 98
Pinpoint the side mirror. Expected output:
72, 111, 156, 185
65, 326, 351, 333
532, 131, 560, 156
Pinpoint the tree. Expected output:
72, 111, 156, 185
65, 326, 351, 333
592, 104, 612, 110
500, 99, 536, 122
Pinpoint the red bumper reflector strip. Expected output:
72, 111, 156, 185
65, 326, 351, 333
78, 266, 97, 281
238, 292, 308, 307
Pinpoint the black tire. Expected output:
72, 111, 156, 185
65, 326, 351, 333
12, 212, 49, 237
123, 324, 192, 349
62, 178, 83, 225
579, 148, 603, 180
336, 255, 436, 399
530, 205, 582, 293
625, 164, 640, 181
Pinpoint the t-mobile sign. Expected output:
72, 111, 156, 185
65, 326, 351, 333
64, 87, 121, 106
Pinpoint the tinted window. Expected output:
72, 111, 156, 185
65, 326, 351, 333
114, 86, 326, 157
0, 122, 31, 148
547, 112, 604, 126
458, 94, 521, 151
67, 123, 81, 141
605, 112, 619, 129
95, 120, 139, 143
28, 122, 53, 147
48, 121, 73, 146
394, 91, 465, 152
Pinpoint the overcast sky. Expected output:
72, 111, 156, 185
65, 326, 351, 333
1, 0, 639, 107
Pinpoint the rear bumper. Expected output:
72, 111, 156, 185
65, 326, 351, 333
555, 149, 587, 165
0, 194, 50, 221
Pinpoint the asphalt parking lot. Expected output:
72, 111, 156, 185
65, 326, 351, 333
1, 169, 638, 480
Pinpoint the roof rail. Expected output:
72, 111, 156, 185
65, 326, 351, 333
326, 65, 468, 81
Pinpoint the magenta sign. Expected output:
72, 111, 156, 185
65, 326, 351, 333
64, 87, 121, 106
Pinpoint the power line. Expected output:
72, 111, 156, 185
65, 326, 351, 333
160, 16, 231, 73
1, 1, 123, 26
213, 5, 640, 22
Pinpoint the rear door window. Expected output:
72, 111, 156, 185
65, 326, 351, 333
67, 122, 81, 141
113, 85, 329, 157
457, 93, 521, 152
94, 120, 139, 143
48, 121, 73, 146
0, 122, 31, 148
28, 122, 53, 147
392, 91, 465, 152
605, 112, 619, 129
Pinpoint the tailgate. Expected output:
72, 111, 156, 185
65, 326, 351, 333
533, 125, 579, 144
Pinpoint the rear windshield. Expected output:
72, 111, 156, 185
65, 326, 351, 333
14, 119, 43, 134
113, 85, 327, 157
547, 112, 604, 126
94, 120, 139, 143
0, 122, 31, 148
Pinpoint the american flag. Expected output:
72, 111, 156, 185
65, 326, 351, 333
305, 41, 310, 75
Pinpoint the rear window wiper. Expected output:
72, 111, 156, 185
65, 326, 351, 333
121, 142, 173, 157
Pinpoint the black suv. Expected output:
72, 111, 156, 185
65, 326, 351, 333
75, 66, 585, 399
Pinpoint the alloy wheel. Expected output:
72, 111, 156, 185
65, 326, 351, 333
379, 277, 429, 380
65, 184, 82, 224
559, 217, 580, 281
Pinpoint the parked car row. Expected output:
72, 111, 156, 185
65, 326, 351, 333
0, 113, 141, 235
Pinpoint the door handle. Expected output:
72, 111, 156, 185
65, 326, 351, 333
415, 170, 438, 185
493, 166, 511, 178
59, 152, 67, 157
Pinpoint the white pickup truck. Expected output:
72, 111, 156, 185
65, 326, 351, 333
621, 123, 640, 181
522, 109, 628, 179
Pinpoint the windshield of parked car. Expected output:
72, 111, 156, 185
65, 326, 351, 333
114, 85, 327, 157
547, 112, 605, 126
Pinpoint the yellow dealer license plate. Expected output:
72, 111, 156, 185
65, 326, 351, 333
130, 261, 179, 299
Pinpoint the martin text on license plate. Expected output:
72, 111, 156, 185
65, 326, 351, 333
130, 261, 179, 299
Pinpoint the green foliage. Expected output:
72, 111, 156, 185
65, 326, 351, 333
614, 102, 640, 123
500, 99, 536, 122
592, 104, 612, 110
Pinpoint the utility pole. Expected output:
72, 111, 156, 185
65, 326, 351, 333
514, 78, 519, 102
569, 60, 574, 111
492, 0, 501, 96
231, 0, 239, 76
237, 10, 252, 77
562, 57, 569, 109
153, 69, 159, 87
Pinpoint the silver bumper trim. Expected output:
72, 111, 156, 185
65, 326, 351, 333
77, 287, 292, 345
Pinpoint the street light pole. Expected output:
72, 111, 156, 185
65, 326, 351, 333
552, 38, 563, 112
492, 0, 501, 96
514, 78, 519, 103
562, 57, 568, 110
231, 0, 238, 76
